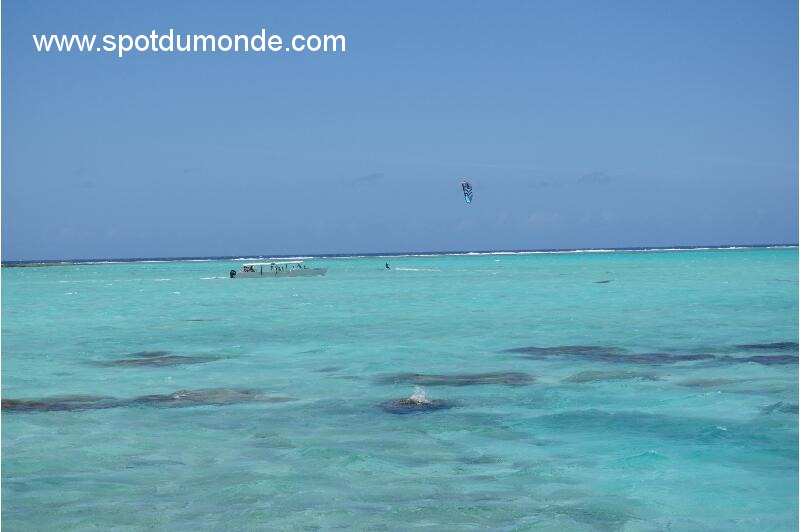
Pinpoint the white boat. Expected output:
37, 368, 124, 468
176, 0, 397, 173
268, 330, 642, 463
229, 261, 327, 278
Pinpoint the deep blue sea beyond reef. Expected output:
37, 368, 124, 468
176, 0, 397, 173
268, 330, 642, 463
2, 248, 798, 530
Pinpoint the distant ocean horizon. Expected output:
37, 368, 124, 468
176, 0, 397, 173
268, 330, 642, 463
3, 242, 798, 266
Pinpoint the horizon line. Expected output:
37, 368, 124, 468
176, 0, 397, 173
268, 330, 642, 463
2, 242, 797, 266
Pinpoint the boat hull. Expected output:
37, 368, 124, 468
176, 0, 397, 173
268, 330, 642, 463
232, 268, 327, 278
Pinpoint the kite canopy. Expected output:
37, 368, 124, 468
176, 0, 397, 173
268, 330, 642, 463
461, 180, 473, 204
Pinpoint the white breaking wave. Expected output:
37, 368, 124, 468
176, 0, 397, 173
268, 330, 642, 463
408, 386, 432, 404
22, 245, 795, 268
388, 246, 798, 258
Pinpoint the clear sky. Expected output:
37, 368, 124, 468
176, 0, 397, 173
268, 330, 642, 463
2, 0, 797, 260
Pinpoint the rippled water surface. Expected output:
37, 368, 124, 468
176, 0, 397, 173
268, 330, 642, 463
3, 248, 798, 530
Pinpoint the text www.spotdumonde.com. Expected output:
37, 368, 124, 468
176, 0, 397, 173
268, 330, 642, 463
32, 29, 346, 58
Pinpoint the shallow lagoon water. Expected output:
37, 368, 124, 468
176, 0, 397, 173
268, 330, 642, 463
2, 248, 797, 530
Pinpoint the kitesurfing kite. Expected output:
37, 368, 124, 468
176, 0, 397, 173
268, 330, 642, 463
461, 180, 473, 204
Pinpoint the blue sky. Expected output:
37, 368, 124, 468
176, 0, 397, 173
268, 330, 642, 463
3, 0, 797, 260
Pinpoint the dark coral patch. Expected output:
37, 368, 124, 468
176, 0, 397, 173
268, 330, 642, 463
2, 395, 120, 412
506, 346, 713, 365
378, 372, 533, 386
760, 402, 798, 415
564, 371, 660, 383
735, 342, 798, 351
95, 355, 217, 367
379, 398, 454, 415
740, 355, 797, 366
622, 353, 715, 364
3, 389, 291, 413
130, 388, 292, 407
128, 350, 173, 357
504, 345, 623, 356
678, 378, 737, 388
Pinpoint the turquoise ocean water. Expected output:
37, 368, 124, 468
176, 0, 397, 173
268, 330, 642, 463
2, 248, 798, 530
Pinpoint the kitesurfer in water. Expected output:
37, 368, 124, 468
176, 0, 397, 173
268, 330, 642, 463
385, 263, 391, 270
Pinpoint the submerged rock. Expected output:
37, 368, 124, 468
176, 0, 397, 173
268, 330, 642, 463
131, 388, 292, 407
380, 387, 454, 415
678, 378, 737, 388
314, 366, 343, 373
760, 401, 798, 415
378, 372, 534, 386
739, 355, 798, 365
3, 388, 291, 413
622, 353, 715, 364
127, 350, 173, 358
379, 398, 453, 414
504, 345, 624, 357
2, 395, 120, 412
735, 342, 798, 351
714, 354, 799, 366
506, 345, 714, 365
95, 355, 218, 367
